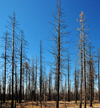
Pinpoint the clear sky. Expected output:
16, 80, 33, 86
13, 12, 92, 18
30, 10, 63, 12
0, 0, 100, 82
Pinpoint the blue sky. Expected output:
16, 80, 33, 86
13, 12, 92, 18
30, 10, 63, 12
0, 0, 100, 84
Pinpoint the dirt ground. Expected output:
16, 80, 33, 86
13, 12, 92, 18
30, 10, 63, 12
0, 100, 100, 108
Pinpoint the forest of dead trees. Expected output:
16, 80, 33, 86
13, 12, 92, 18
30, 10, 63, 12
0, 0, 100, 108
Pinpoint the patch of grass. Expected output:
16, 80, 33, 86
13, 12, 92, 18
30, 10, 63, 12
5, 100, 11, 102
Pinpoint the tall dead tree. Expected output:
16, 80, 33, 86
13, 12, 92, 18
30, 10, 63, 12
57, 1, 60, 106
80, 28, 83, 108
78, 11, 87, 108
49, 0, 69, 107
19, 30, 27, 102
6, 12, 20, 108
76, 19, 83, 108
83, 15, 86, 108
11, 12, 15, 108
77, 11, 89, 108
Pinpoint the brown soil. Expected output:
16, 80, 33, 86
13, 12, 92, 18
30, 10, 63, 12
0, 100, 100, 108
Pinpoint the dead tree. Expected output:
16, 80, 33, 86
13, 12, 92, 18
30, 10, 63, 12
6, 12, 20, 108
80, 29, 83, 108
19, 30, 28, 102
78, 11, 87, 108
11, 12, 15, 108
76, 22, 83, 108
49, 0, 70, 107
77, 11, 89, 108
83, 16, 86, 108
57, 1, 60, 107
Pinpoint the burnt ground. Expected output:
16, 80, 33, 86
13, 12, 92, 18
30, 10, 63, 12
0, 100, 100, 108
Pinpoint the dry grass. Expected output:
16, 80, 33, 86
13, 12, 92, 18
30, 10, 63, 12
0, 100, 100, 108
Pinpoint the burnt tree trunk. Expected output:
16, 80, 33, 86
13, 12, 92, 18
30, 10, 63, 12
19, 31, 23, 103
11, 12, 15, 108
56, 1, 60, 108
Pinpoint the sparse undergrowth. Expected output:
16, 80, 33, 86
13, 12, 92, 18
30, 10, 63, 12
0, 100, 100, 108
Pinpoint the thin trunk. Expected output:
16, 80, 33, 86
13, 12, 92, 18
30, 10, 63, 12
0, 77, 2, 107
32, 60, 34, 101
36, 57, 38, 105
29, 68, 30, 99
26, 67, 27, 101
19, 31, 23, 103
35, 65, 36, 101
49, 72, 51, 101
89, 41, 92, 106
92, 74, 94, 101
80, 39, 83, 108
9, 77, 11, 100
11, 12, 15, 108
56, 1, 60, 108
79, 15, 83, 108
3, 32, 7, 102
15, 64, 17, 108
82, 17, 86, 108
68, 52, 70, 102
23, 65, 24, 100
15, 65, 18, 102
40, 40, 42, 104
